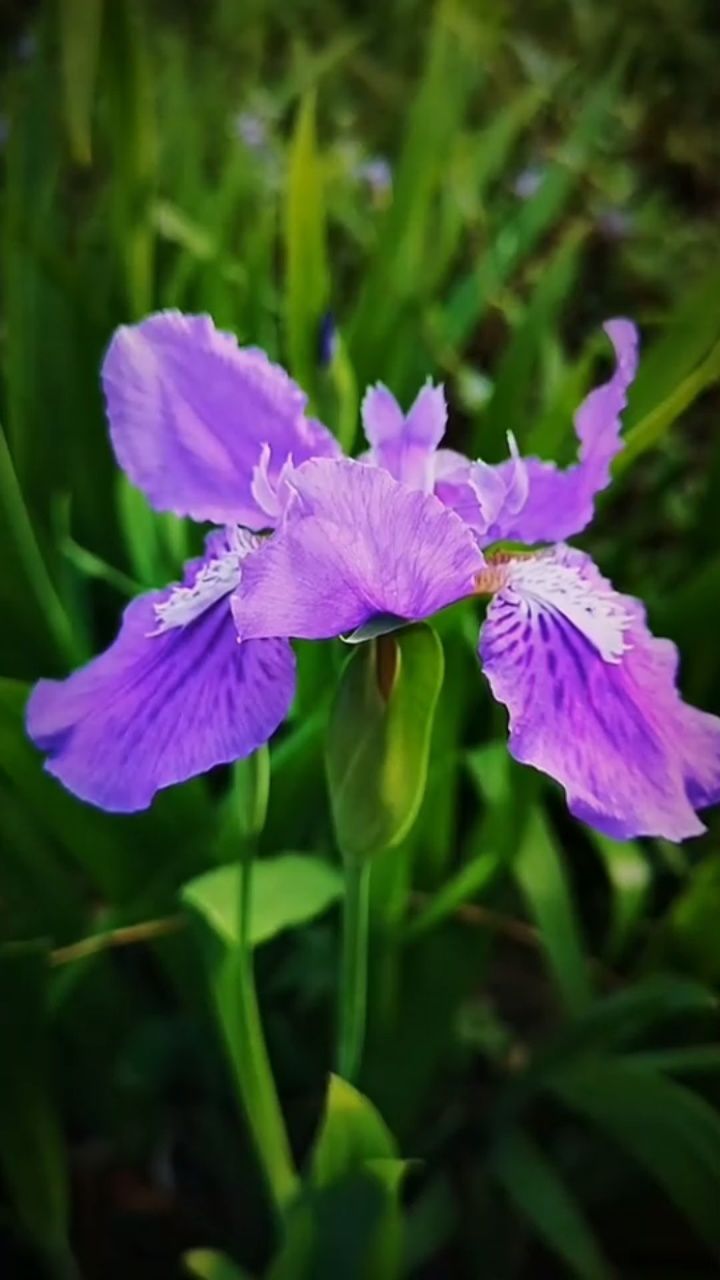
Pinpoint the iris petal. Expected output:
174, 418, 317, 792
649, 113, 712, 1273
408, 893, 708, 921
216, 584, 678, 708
232, 458, 484, 641
362, 381, 447, 491
437, 319, 638, 545
26, 549, 295, 812
102, 310, 339, 529
479, 545, 720, 840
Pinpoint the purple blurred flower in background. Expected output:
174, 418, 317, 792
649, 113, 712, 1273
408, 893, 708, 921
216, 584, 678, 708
233, 111, 269, 152
596, 206, 634, 242
27, 311, 720, 839
357, 156, 393, 202
317, 310, 337, 369
511, 165, 545, 200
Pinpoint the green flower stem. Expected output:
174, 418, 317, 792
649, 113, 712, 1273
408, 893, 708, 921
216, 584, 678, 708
231, 847, 299, 1217
338, 857, 371, 1082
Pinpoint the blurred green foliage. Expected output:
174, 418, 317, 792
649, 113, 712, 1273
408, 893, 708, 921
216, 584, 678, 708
1, 0, 720, 1276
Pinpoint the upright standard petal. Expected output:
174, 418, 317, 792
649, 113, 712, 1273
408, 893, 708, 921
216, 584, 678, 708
26, 550, 295, 812
102, 311, 340, 528
478, 546, 720, 841
362, 381, 447, 491
434, 433, 529, 542
491, 319, 638, 543
436, 320, 638, 546
232, 458, 484, 641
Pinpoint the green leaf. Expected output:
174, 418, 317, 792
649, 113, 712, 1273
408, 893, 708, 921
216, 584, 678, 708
306, 1076, 408, 1280
401, 623, 471, 887
317, 329, 359, 453
421, 86, 547, 302
513, 809, 592, 1015
181, 854, 342, 948
404, 848, 501, 940
521, 977, 716, 1094
659, 854, 720, 983
551, 1057, 720, 1253
265, 1081, 406, 1279
465, 741, 537, 867
116, 473, 164, 586
348, 0, 490, 385
617, 337, 720, 472
326, 625, 444, 861
0, 424, 78, 665
151, 198, 218, 259
311, 1075, 398, 1186
470, 86, 548, 191
267, 1176, 389, 1280
625, 1046, 720, 1077
588, 832, 651, 961
441, 64, 623, 371
483, 224, 586, 452
623, 262, 720, 429
220, 748, 270, 853
0, 679, 172, 907
652, 555, 720, 707
492, 1130, 610, 1280
104, 0, 157, 317
285, 90, 329, 401
526, 343, 597, 460
0, 943, 74, 1272
183, 1250, 252, 1280
59, 0, 104, 165
403, 1175, 457, 1275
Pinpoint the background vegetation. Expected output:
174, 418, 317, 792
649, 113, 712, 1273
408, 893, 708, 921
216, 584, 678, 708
2, 0, 720, 1276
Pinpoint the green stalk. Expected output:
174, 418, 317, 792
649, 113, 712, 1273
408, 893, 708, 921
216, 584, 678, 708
0, 425, 78, 665
337, 858, 371, 1082
231, 848, 298, 1216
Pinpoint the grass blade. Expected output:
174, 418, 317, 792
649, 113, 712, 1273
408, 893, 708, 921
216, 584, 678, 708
0, 425, 78, 664
348, 0, 489, 385
0, 942, 76, 1277
588, 832, 652, 962
59, 0, 105, 165
513, 809, 592, 1016
482, 223, 586, 454
440, 63, 623, 367
616, 337, 720, 472
492, 1129, 610, 1279
552, 1057, 720, 1254
285, 89, 330, 403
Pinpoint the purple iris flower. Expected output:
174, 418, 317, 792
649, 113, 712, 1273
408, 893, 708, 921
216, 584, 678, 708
27, 311, 720, 841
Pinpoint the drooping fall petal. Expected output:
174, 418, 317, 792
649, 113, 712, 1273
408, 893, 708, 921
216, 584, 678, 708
27, 537, 295, 811
479, 545, 720, 840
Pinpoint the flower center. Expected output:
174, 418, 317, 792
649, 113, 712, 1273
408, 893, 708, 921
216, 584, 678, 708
473, 549, 534, 596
